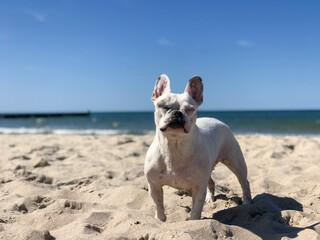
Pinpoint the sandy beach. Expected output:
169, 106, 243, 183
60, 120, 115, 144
0, 134, 319, 239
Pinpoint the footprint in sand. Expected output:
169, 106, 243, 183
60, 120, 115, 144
34, 196, 54, 210
13, 196, 54, 213
283, 144, 295, 151
117, 138, 134, 145
15, 165, 25, 170
56, 177, 94, 190
105, 171, 117, 179
142, 141, 150, 148
20, 171, 38, 181
0, 218, 6, 223
270, 151, 285, 159
0, 178, 13, 184
37, 175, 53, 184
125, 152, 141, 158
10, 155, 31, 160
223, 228, 233, 238
56, 156, 67, 161
72, 177, 95, 190
13, 203, 28, 213
34, 159, 51, 168
83, 211, 112, 234
64, 200, 83, 210
22, 171, 53, 185
85, 224, 103, 233
24, 230, 54, 240
175, 189, 192, 197
29, 145, 60, 156
137, 234, 150, 240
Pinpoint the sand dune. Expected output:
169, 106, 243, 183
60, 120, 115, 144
0, 134, 319, 239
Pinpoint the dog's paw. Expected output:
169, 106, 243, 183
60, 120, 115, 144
155, 212, 166, 222
205, 192, 215, 204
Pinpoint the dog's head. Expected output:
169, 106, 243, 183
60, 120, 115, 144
151, 74, 203, 135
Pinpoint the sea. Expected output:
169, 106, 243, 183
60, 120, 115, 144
0, 110, 320, 136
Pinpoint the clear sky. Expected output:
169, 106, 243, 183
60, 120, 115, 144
1, 0, 319, 112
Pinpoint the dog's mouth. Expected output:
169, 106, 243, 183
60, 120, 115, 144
168, 121, 184, 129
160, 121, 189, 133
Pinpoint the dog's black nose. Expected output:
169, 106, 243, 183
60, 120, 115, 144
174, 111, 183, 119
169, 111, 185, 129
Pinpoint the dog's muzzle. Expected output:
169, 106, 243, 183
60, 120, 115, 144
160, 111, 187, 132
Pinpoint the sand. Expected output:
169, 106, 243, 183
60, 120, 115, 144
0, 134, 319, 240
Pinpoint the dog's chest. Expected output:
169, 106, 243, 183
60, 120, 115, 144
160, 156, 196, 190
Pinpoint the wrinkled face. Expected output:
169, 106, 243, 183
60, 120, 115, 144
151, 74, 203, 135
154, 92, 198, 134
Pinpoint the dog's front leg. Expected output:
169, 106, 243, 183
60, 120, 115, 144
148, 183, 166, 221
190, 185, 207, 220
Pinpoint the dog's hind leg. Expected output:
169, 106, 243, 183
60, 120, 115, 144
205, 161, 219, 204
221, 143, 252, 204
205, 176, 215, 203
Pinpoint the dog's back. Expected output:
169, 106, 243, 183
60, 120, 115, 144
196, 117, 240, 164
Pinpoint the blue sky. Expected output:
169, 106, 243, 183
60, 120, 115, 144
1, 0, 319, 112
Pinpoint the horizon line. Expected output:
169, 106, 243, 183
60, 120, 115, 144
1, 108, 320, 115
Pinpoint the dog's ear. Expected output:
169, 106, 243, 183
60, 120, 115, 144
185, 76, 203, 105
152, 74, 171, 102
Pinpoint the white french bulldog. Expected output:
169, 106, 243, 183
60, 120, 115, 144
144, 74, 252, 221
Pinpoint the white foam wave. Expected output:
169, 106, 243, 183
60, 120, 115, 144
143, 130, 156, 135
0, 127, 51, 134
0, 127, 139, 135
52, 129, 131, 135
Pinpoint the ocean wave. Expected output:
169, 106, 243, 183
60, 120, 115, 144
0, 127, 155, 135
0, 126, 319, 136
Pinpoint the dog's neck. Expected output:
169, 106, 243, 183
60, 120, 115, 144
156, 125, 200, 168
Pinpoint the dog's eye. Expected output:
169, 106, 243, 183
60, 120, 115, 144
185, 107, 195, 115
159, 105, 170, 111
